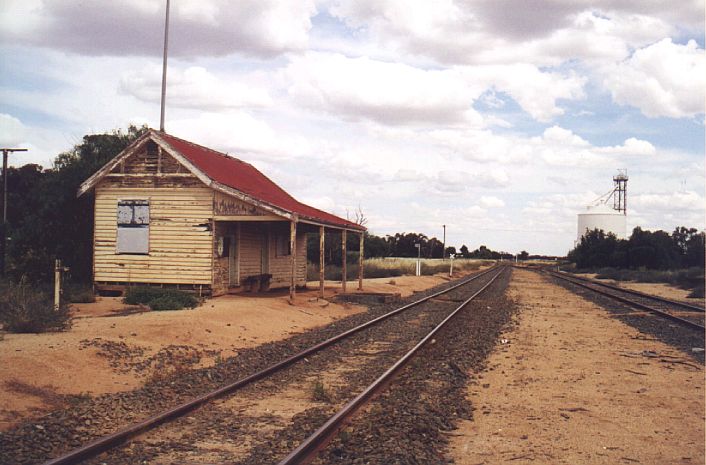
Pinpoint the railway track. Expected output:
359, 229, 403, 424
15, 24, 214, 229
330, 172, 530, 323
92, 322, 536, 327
29, 265, 506, 465
278, 265, 508, 465
545, 269, 705, 332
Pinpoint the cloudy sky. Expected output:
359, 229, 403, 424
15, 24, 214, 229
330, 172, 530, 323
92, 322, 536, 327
1, 0, 704, 255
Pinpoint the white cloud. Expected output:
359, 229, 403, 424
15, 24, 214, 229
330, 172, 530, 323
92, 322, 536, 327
285, 53, 585, 125
0, 114, 28, 147
434, 170, 470, 193
596, 137, 656, 156
474, 169, 511, 188
460, 65, 586, 122
119, 65, 273, 109
167, 111, 311, 161
285, 52, 484, 125
632, 190, 704, 212
540, 126, 591, 146
394, 169, 425, 182
300, 195, 336, 212
604, 39, 705, 118
0, 0, 316, 57
480, 196, 505, 208
328, 2, 683, 67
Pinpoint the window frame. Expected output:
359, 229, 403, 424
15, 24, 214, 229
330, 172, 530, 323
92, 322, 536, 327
116, 199, 150, 255
275, 232, 291, 257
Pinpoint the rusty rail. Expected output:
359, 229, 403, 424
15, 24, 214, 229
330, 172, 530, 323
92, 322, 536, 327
546, 270, 705, 332
556, 271, 704, 312
42, 265, 500, 465
277, 266, 507, 465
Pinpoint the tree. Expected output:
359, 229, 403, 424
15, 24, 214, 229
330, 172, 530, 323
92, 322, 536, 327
567, 226, 703, 270
518, 250, 529, 261
459, 245, 470, 258
347, 205, 368, 227
470, 245, 493, 259
365, 233, 390, 258
673, 226, 705, 268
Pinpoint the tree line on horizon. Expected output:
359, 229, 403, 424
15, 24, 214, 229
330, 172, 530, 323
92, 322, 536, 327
306, 230, 530, 266
568, 227, 705, 270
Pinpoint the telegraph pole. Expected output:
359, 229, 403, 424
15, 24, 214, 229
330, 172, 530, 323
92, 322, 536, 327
1, 148, 28, 276
442, 224, 446, 260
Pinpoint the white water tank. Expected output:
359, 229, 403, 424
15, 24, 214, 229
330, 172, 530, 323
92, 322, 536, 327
576, 203, 627, 242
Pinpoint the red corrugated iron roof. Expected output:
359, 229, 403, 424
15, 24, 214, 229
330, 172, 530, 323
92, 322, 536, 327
157, 131, 365, 231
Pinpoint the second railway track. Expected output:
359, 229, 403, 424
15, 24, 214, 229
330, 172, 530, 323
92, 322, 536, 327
545, 269, 705, 332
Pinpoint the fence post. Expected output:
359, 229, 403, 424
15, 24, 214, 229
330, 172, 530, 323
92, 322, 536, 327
54, 259, 61, 310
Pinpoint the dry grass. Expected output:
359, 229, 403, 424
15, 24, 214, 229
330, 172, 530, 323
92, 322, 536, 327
307, 258, 490, 280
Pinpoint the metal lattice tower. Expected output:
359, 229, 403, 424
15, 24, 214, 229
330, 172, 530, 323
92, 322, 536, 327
613, 169, 628, 215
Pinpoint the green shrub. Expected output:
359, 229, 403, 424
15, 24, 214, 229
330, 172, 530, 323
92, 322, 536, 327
0, 280, 72, 333
312, 379, 331, 402
65, 283, 96, 303
123, 286, 164, 305
123, 286, 199, 311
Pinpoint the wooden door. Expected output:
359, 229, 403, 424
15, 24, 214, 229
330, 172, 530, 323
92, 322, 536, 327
228, 234, 238, 286
260, 231, 270, 274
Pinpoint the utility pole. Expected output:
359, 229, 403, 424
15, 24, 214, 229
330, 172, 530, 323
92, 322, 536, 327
1, 148, 28, 276
415, 243, 421, 276
442, 224, 446, 260
159, 0, 171, 132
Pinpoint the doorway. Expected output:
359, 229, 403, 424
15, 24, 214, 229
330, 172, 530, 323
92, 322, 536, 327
228, 233, 238, 286
260, 231, 270, 274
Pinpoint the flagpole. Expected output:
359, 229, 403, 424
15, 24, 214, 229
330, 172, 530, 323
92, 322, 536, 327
159, 0, 170, 132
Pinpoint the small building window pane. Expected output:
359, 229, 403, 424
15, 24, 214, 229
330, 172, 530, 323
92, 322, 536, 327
117, 227, 149, 254
117, 204, 133, 224
117, 200, 149, 225
133, 204, 150, 224
117, 200, 149, 254
276, 234, 290, 257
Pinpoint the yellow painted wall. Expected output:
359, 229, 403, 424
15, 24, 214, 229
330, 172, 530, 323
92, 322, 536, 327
94, 185, 214, 284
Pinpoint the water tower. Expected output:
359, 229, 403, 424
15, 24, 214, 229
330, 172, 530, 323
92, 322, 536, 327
612, 169, 628, 215
576, 170, 629, 242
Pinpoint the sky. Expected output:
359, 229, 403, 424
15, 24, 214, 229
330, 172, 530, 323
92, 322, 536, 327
0, 0, 704, 256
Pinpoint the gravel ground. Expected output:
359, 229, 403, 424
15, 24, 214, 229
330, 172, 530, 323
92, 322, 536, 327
308, 268, 514, 465
547, 272, 705, 365
0, 268, 495, 465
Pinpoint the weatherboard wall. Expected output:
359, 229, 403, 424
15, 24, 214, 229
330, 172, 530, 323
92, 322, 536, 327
91, 144, 214, 286
93, 182, 214, 285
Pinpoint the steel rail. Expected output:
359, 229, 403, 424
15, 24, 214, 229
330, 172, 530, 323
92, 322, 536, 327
546, 270, 705, 332
556, 271, 704, 312
42, 265, 499, 465
277, 266, 508, 465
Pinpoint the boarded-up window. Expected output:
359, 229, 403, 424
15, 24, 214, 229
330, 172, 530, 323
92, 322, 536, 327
275, 233, 291, 257
116, 200, 149, 254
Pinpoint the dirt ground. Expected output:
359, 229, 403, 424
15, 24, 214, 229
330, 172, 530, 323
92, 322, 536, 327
0, 273, 458, 431
575, 272, 701, 303
450, 269, 704, 465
